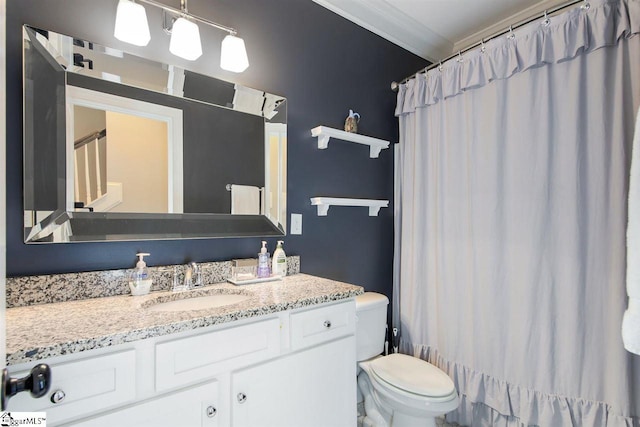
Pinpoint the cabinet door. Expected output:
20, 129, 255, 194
67, 381, 220, 427
232, 336, 356, 427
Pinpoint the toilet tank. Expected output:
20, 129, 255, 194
355, 292, 389, 361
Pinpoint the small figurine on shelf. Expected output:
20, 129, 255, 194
344, 109, 360, 133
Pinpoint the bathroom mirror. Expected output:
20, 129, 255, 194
23, 26, 287, 243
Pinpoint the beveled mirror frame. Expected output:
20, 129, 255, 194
23, 26, 287, 243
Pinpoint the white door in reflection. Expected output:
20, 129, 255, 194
265, 123, 287, 229
66, 86, 183, 214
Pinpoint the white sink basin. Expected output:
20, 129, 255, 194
147, 293, 249, 312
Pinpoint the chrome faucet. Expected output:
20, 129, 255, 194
183, 262, 195, 289
183, 262, 203, 289
193, 262, 203, 287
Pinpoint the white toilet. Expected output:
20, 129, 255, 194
356, 292, 459, 427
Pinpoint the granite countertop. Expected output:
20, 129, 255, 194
6, 274, 363, 366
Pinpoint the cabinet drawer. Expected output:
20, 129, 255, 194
68, 381, 219, 427
290, 300, 355, 350
9, 350, 136, 425
156, 317, 281, 391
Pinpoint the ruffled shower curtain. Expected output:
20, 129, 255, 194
393, 0, 640, 425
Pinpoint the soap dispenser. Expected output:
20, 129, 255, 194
257, 241, 271, 278
129, 252, 153, 296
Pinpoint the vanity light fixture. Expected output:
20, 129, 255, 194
169, 16, 203, 61
115, 0, 250, 72
220, 34, 249, 72
114, 0, 151, 46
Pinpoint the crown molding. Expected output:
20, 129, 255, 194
312, 0, 451, 61
313, 0, 573, 63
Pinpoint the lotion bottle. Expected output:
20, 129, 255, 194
272, 240, 287, 276
129, 252, 152, 296
257, 241, 271, 278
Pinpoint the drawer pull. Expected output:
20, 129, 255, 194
237, 392, 247, 404
323, 320, 332, 328
206, 405, 217, 417
50, 389, 66, 404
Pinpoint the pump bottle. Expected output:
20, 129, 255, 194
257, 241, 271, 278
129, 252, 153, 296
272, 241, 287, 276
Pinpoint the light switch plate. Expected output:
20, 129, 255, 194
290, 213, 302, 235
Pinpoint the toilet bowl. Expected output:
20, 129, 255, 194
356, 293, 459, 427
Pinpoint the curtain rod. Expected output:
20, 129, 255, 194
391, 0, 588, 91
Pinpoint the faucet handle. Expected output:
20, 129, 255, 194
171, 266, 186, 292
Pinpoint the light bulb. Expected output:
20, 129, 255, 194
220, 34, 249, 73
169, 17, 203, 61
114, 0, 150, 47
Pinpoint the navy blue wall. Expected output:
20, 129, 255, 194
6, 0, 427, 299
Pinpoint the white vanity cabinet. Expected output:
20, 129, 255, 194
232, 301, 357, 427
7, 299, 357, 427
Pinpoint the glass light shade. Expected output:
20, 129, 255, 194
114, 0, 150, 46
169, 17, 203, 61
220, 35, 249, 73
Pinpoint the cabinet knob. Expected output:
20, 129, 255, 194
323, 320, 332, 328
1, 364, 52, 410
206, 405, 217, 418
237, 392, 247, 403
50, 389, 66, 404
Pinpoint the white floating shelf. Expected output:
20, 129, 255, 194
310, 197, 389, 216
310, 126, 390, 158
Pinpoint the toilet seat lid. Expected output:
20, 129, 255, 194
370, 354, 455, 397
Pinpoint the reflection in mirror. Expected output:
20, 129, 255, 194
67, 87, 182, 214
74, 108, 170, 213
23, 26, 287, 243
73, 107, 171, 213
265, 124, 287, 225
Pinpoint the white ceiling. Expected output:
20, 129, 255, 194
313, 0, 568, 62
